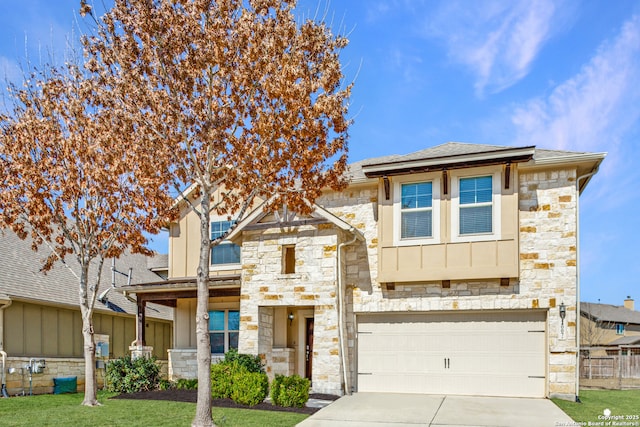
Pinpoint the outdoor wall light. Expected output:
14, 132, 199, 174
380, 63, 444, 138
288, 311, 295, 326
559, 302, 566, 340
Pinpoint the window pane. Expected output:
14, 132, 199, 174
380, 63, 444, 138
460, 206, 492, 234
229, 332, 239, 350
209, 310, 224, 331
211, 221, 233, 240
228, 310, 240, 331
401, 182, 432, 209
210, 333, 225, 354
460, 176, 492, 205
401, 210, 432, 238
211, 243, 241, 265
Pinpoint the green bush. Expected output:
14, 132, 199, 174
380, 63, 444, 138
230, 371, 269, 406
175, 378, 198, 390
105, 356, 161, 393
270, 374, 310, 408
211, 351, 268, 406
158, 378, 173, 390
211, 361, 238, 399
223, 349, 264, 373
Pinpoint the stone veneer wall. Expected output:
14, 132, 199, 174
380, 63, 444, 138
519, 167, 578, 400
4, 357, 168, 396
238, 225, 346, 395
321, 169, 579, 399
235, 165, 579, 399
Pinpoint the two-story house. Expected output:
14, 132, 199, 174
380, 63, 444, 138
125, 142, 604, 401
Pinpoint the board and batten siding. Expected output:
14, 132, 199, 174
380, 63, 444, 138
4, 300, 172, 359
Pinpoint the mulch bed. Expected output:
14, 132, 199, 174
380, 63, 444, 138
111, 389, 339, 415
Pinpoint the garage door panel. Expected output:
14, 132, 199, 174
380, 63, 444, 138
357, 311, 546, 398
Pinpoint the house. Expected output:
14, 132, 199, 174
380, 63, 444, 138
581, 297, 640, 355
0, 230, 173, 395
125, 142, 605, 401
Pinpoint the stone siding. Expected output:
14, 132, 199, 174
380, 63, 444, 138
233, 166, 580, 398
238, 223, 347, 395
3, 357, 168, 396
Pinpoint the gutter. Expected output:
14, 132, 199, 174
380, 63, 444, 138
337, 226, 365, 395
575, 166, 599, 403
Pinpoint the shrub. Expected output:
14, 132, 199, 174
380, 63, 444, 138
210, 361, 239, 399
270, 374, 310, 408
176, 378, 198, 390
105, 356, 161, 393
211, 351, 269, 406
158, 378, 173, 390
223, 349, 264, 373
230, 371, 269, 406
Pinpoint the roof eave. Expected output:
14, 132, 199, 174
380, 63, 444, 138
362, 146, 536, 178
520, 152, 606, 194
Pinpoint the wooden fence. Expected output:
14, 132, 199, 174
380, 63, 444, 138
580, 348, 640, 380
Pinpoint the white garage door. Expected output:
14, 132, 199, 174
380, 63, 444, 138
357, 311, 546, 397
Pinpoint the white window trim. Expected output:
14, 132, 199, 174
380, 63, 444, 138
393, 175, 441, 246
450, 170, 501, 243
209, 219, 241, 271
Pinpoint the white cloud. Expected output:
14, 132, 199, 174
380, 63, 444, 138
511, 15, 640, 212
511, 15, 640, 152
424, 0, 565, 96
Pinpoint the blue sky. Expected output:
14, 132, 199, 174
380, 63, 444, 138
1, 1, 639, 306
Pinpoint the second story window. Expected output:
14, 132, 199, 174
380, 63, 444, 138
400, 182, 433, 239
616, 323, 625, 335
211, 220, 241, 266
459, 176, 493, 235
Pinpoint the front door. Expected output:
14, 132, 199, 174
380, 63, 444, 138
305, 317, 314, 381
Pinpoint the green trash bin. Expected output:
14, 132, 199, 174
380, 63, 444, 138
53, 377, 77, 394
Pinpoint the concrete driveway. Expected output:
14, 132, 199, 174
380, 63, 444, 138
297, 393, 575, 427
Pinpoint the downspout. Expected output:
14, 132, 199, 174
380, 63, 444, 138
575, 167, 598, 403
337, 228, 363, 396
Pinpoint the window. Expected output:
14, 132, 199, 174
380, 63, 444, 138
209, 310, 239, 354
459, 175, 493, 235
211, 221, 240, 265
616, 323, 625, 335
400, 182, 433, 239
283, 245, 296, 274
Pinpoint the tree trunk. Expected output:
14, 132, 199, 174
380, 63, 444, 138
79, 263, 99, 406
193, 189, 214, 427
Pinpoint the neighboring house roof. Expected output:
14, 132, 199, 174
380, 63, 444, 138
0, 229, 173, 321
581, 302, 640, 325
608, 336, 640, 346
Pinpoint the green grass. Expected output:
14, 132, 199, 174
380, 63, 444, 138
0, 391, 308, 427
553, 389, 640, 422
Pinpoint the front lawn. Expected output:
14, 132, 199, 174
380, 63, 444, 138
553, 389, 640, 423
0, 391, 308, 427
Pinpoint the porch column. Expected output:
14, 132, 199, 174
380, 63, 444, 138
136, 299, 146, 346
129, 298, 153, 359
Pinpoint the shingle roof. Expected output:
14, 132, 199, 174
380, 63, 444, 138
581, 302, 640, 325
0, 229, 172, 321
347, 142, 599, 182
608, 336, 640, 346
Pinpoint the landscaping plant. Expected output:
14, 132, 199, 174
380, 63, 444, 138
270, 375, 310, 408
105, 356, 161, 394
